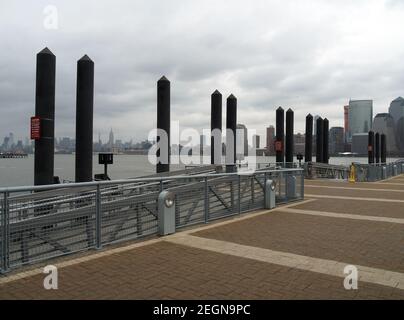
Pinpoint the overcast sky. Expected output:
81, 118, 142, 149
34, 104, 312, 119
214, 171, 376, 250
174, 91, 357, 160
1, 0, 404, 143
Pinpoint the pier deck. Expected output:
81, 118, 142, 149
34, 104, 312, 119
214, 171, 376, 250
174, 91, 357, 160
1, 174, 404, 299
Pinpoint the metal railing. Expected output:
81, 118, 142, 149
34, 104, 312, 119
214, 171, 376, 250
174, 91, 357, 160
0, 168, 304, 273
353, 160, 404, 182
304, 162, 350, 180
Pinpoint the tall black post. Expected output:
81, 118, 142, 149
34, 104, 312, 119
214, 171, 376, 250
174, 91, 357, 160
226, 94, 237, 173
316, 117, 323, 163
75, 55, 94, 182
381, 134, 387, 164
375, 132, 380, 164
323, 118, 329, 164
275, 107, 285, 165
157, 76, 170, 173
368, 131, 375, 164
211, 90, 222, 165
305, 114, 313, 162
34, 48, 56, 186
285, 108, 294, 166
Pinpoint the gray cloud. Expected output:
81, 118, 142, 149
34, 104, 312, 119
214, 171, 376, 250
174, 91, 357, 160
0, 0, 403, 143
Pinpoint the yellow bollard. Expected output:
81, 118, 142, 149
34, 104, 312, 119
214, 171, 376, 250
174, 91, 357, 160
349, 164, 356, 183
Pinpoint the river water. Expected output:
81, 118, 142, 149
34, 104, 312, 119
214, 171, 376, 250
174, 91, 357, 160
0, 154, 400, 187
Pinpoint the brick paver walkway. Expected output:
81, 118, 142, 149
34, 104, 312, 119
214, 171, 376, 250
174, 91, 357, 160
1, 175, 404, 299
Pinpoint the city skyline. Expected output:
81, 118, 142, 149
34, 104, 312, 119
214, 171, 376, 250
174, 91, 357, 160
2, 93, 404, 156
1, 1, 404, 141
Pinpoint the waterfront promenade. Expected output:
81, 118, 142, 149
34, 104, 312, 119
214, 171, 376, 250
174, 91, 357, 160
1, 174, 404, 299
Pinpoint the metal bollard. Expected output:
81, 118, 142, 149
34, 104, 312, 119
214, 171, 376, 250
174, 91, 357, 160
158, 191, 176, 236
286, 175, 297, 199
382, 166, 387, 180
265, 180, 276, 209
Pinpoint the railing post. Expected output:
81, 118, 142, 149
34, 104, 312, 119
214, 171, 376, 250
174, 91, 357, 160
238, 174, 241, 215
1, 192, 10, 273
95, 185, 102, 249
251, 175, 255, 204
204, 177, 209, 223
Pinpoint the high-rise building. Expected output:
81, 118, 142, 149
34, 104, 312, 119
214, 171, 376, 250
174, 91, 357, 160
351, 133, 368, 156
372, 113, 398, 154
266, 126, 275, 155
253, 134, 260, 149
388, 97, 404, 153
236, 124, 248, 157
389, 97, 404, 124
344, 105, 349, 142
9, 132, 14, 147
347, 100, 373, 143
329, 127, 344, 155
108, 129, 114, 151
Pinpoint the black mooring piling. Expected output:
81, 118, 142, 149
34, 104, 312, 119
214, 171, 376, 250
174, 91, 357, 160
368, 130, 375, 164
381, 133, 387, 164
375, 132, 380, 164
226, 94, 237, 173
305, 114, 313, 162
323, 118, 329, 164
156, 76, 170, 173
34, 47, 56, 186
211, 90, 222, 165
75, 55, 94, 182
315, 117, 323, 163
285, 108, 294, 166
275, 107, 285, 166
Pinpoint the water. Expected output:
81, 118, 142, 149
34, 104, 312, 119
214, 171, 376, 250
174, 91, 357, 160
0, 154, 400, 187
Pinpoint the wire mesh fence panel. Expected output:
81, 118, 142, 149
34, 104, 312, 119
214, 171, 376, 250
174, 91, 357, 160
207, 175, 239, 221
7, 188, 97, 267
100, 183, 159, 246
173, 178, 206, 228
239, 174, 265, 212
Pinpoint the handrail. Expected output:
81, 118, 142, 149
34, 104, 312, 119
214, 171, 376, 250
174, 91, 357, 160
0, 167, 303, 194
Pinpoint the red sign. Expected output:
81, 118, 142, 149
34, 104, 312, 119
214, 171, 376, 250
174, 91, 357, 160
275, 141, 283, 152
30, 116, 41, 140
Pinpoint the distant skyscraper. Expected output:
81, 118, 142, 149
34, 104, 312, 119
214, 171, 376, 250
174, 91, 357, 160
236, 124, 248, 157
388, 97, 404, 153
253, 134, 260, 149
389, 97, 404, 124
329, 127, 344, 155
9, 132, 14, 146
108, 129, 114, 151
344, 105, 349, 142
373, 113, 398, 154
266, 126, 275, 155
351, 133, 368, 155
347, 100, 373, 143
200, 134, 206, 155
